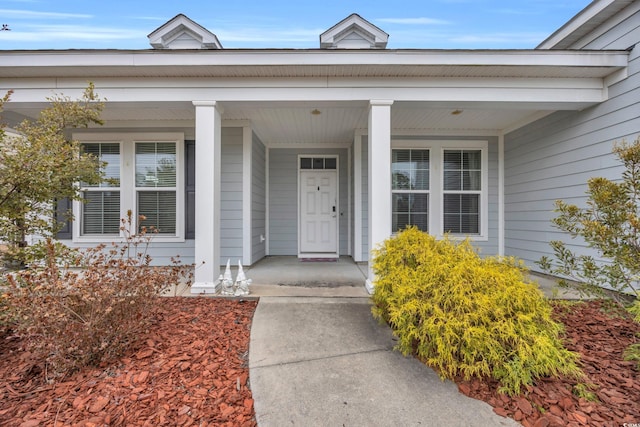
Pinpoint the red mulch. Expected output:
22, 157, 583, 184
455, 300, 640, 427
0, 297, 258, 427
2, 298, 638, 427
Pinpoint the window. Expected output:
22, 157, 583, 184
80, 143, 121, 235
73, 133, 184, 241
136, 142, 177, 234
443, 150, 481, 234
300, 157, 337, 170
391, 149, 429, 232
390, 140, 488, 239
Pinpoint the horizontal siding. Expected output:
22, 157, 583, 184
576, 5, 640, 50
61, 240, 195, 266
220, 127, 243, 264
251, 133, 266, 264
504, 36, 640, 270
269, 147, 349, 256
361, 135, 369, 261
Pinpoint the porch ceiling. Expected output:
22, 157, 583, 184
5, 100, 556, 144
4, 100, 549, 145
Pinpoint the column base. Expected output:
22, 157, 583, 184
365, 279, 375, 295
191, 282, 221, 295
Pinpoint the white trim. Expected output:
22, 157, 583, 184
390, 128, 504, 137
498, 134, 505, 256
347, 143, 352, 256
572, 0, 640, 49
192, 101, 222, 292
265, 147, 270, 256
391, 139, 489, 241
367, 100, 393, 285
242, 126, 252, 265
148, 14, 223, 50
320, 14, 389, 49
353, 131, 363, 262
296, 155, 340, 258
71, 132, 185, 243
536, 0, 620, 49
267, 142, 352, 149
1, 50, 627, 70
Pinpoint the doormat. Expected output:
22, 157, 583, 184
299, 258, 338, 262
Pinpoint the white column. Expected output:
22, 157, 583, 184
366, 100, 393, 294
498, 134, 505, 256
191, 101, 222, 293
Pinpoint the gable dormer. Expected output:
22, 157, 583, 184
148, 14, 222, 49
320, 14, 388, 49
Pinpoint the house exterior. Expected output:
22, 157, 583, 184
0, 0, 638, 294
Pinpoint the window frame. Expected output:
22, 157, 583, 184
391, 140, 488, 241
72, 132, 185, 243
391, 148, 430, 233
78, 141, 122, 237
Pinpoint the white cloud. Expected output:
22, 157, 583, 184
376, 17, 450, 25
0, 9, 92, 19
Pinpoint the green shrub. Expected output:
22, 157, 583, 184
371, 227, 583, 395
624, 342, 640, 370
2, 215, 193, 381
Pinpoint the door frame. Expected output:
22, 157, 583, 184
297, 154, 340, 259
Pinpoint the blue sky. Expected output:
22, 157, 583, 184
1, 0, 591, 50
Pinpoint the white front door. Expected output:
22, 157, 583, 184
299, 169, 338, 255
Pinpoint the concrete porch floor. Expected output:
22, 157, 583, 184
244, 256, 369, 298
171, 255, 586, 300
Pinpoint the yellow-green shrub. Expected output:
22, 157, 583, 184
371, 227, 582, 395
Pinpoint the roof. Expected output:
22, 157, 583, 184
537, 0, 635, 49
147, 14, 222, 49
0, 49, 628, 79
319, 13, 389, 49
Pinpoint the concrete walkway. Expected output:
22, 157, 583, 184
249, 297, 519, 427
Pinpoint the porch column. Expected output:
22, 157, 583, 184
366, 100, 393, 294
191, 101, 222, 293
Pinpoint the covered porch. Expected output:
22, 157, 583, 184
0, 49, 628, 295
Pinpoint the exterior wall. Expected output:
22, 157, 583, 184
220, 127, 244, 264
360, 134, 501, 260
505, 33, 639, 268
251, 132, 267, 263
268, 147, 349, 256
570, 3, 640, 50
59, 126, 247, 267
360, 135, 369, 261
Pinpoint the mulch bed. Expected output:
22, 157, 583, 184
1, 297, 638, 426
456, 300, 640, 427
0, 297, 258, 427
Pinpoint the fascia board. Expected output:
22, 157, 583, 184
0, 50, 629, 68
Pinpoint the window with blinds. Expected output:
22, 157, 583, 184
391, 149, 429, 232
135, 142, 177, 234
80, 143, 121, 235
443, 150, 481, 234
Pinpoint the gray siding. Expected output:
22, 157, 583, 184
269, 147, 349, 256
220, 127, 244, 264
572, 4, 640, 50
505, 18, 640, 269
251, 132, 266, 264
361, 136, 369, 261
360, 135, 500, 261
